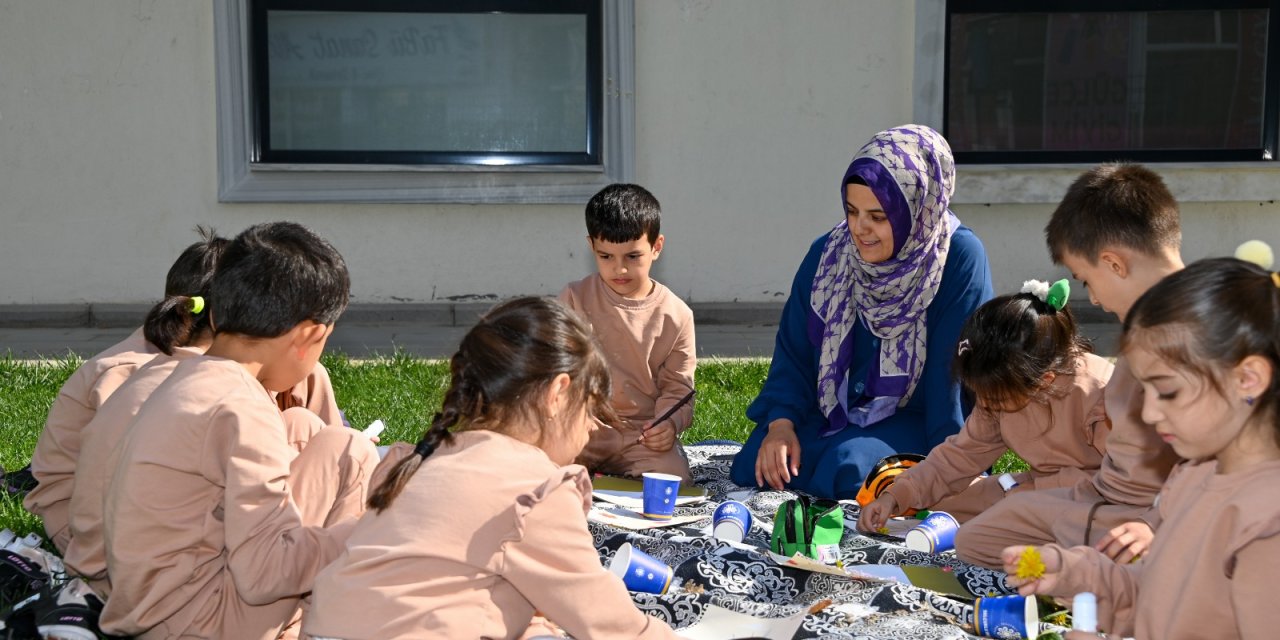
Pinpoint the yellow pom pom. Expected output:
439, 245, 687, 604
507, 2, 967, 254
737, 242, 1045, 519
1235, 240, 1275, 270
1014, 547, 1046, 580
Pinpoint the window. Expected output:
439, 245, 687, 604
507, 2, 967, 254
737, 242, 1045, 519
945, 0, 1280, 163
215, 0, 634, 203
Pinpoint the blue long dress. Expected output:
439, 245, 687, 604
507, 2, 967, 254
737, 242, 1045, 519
729, 226, 993, 500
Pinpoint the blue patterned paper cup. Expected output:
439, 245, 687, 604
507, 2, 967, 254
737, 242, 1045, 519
641, 472, 682, 519
904, 510, 960, 553
608, 543, 674, 594
711, 500, 753, 542
972, 594, 1039, 639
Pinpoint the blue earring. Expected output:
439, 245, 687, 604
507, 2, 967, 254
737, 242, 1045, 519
1245, 396, 1256, 406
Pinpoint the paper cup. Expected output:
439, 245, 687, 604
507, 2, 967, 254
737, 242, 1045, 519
972, 594, 1039, 639
904, 511, 959, 553
608, 543, 673, 594
712, 500, 753, 542
641, 472, 682, 519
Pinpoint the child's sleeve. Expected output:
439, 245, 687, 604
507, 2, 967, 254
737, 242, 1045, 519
209, 401, 353, 605
1045, 543, 1141, 637
500, 473, 679, 640
653, 309, 696, 434
1084, 392, 1111, 459
883, 410, 1006, 510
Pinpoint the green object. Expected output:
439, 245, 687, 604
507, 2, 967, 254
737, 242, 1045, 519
914, 509, 932, 520
1045, 279, 1070, 310
770, 496, 844, 564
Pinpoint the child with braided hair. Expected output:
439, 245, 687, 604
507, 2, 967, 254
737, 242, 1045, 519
859, 279, 1113, 530
305, 297, 681, 640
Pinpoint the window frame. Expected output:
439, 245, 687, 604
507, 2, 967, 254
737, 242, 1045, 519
214, 0, 635, 203
943, 0, 1280, 165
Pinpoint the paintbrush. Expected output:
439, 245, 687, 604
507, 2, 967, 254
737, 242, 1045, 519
643, 389, 696, 432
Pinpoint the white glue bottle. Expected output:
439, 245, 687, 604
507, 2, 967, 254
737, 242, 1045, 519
1072, 592, 1098, 633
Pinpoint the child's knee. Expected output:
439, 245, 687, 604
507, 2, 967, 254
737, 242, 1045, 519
281, 407, 326, 453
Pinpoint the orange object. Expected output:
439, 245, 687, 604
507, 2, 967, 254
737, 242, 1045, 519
854, 453, 926, 510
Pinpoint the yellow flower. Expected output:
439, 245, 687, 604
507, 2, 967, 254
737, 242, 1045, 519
1015, 547, 1046, 580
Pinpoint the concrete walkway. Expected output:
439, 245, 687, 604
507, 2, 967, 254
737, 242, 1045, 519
0, 320, 1120, 360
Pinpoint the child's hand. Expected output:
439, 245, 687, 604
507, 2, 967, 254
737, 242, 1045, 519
1000, 545, 1064, 596
1094, 520, 1153, 564
637, 421, 676, 452
857, 494, 898, 532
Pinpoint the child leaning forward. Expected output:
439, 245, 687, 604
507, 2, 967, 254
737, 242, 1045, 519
859, 279, 1112, 529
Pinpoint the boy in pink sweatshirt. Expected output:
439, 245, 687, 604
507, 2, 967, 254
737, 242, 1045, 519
99, 222, 377, 640
955, 164, 1182, 569
559, 184, 696, 481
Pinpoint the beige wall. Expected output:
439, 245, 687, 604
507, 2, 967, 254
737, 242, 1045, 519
1, 1, 1277, 307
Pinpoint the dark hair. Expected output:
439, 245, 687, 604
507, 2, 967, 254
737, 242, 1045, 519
953, 289, 1090, 410
584, 183, 662, 244
1121, 257, 1280, 445
209, 221, 350, 338
368, 297, 615, 512
1045, 163, 1181, 264
143, 226, 229, 355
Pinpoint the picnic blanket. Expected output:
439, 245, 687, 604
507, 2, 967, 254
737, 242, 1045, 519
588, 443, 1027, 639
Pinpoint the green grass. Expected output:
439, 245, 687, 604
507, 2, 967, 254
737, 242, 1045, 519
0, 352, 1025, 536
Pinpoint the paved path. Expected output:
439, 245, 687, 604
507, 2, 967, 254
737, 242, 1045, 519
0, 321, 1119, 360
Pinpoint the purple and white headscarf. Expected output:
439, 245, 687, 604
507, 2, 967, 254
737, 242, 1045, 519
809, 125, 959, 436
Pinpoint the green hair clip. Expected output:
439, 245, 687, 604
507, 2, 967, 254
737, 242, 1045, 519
188, 296, 205, 315
1045, 279, 1070, 311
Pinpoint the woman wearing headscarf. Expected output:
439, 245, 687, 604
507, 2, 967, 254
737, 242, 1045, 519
731, 125, 993, 500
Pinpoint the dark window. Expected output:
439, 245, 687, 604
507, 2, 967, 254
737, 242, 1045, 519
250, 0, 602, 166
946, 0, 1279, 163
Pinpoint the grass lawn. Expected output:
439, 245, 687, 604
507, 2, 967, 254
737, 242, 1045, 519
0, 352, 1026, 538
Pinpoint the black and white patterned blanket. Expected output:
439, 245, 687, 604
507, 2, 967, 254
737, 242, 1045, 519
589, 443, 1023, 640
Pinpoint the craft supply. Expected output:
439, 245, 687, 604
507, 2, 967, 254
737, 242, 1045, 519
608, 543, 674, 594
904, 511, 960, 554
712, 500, 752, 542
643, 390, 696, 432
641, 472, 682, 519
1072, 592, 1097, 632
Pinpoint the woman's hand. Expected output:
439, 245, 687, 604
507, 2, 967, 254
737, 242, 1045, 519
1000, 545, 1065, 596
1094, 520, 1152, 564
755, 419, 801, 490
856, 494, 898, 532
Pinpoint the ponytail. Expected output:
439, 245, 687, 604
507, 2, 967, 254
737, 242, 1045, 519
367, 360, 481, 512
146, 226, 227, 354
143, 295, 208, 355
367, 296, 612, 513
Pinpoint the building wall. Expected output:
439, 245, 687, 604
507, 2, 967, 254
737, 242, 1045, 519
0, 1, 1277, 308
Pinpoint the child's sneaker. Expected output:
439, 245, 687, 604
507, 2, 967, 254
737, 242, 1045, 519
0, 546, 56, 634
2, 465, 38, 497
34, 579, 103, 640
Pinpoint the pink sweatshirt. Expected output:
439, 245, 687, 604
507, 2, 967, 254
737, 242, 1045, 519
1046, 458, 1280, 639
64, 350, 200, 596
100, 356, 354, 638
304, 430, 681, 640
558, 275, 696, 432
26, 328, 161, 550
884, 353, 1113, 511
1088, 356, 1181, 524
